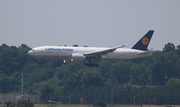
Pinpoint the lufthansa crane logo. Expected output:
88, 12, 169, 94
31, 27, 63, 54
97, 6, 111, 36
142, 37, 149, 45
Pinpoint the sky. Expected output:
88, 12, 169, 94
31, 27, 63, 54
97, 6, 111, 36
0, 0, 180, 50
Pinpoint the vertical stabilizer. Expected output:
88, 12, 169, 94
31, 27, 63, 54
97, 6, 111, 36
132, 30, 154, 51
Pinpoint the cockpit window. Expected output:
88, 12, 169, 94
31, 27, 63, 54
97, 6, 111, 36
32, 49, 35, 51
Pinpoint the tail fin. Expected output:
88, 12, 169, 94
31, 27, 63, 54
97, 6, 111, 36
131, 30, 154, 51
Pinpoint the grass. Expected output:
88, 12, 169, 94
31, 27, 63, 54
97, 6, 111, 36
34, 104, 180, 107
34, 104, 92, 107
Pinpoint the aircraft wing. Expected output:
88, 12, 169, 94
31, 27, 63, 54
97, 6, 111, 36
84, 44, 128, 57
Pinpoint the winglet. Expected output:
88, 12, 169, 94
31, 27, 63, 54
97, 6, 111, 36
132, 30, 154, 51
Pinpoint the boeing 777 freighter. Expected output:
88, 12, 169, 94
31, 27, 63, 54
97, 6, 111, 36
28, 30, 154, 67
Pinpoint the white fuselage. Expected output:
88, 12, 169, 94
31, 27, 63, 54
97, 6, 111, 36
28, 46, 152, 60
28, 30, 154, 64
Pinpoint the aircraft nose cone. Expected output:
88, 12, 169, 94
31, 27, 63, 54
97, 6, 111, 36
28, 51, 31, 55
28, 50, 34, 55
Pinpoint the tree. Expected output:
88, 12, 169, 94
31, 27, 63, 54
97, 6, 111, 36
81, 69, 104, 87
2, 43, 180, 104
16, 100, 34, 107
40, 85, 54, 103
176, 45, 180, 57
5, 101, 15, 107
163, 42, 175, 52
93, 100, 107, 107
0, 73, 11, 92
166, 78, 180, 86
129, 64, 150, 85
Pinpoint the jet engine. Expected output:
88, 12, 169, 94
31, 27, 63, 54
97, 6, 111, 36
71, 53, 86, 62
63, 53, 86, 63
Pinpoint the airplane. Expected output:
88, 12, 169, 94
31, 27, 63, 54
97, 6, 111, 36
28, 30, 154, 67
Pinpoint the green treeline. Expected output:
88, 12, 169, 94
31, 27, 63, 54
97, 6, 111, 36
0, 43, 180, 105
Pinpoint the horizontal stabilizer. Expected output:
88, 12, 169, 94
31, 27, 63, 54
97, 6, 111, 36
137, 51, 154, 55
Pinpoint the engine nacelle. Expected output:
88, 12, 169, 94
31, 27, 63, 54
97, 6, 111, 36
71, 53, 86, 62
63, 53, 86, 63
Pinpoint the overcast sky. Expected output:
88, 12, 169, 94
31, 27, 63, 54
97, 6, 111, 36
0, 0, 180, 50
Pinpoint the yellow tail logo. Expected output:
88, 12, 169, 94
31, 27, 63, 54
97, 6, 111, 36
141, 37, 149, 45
